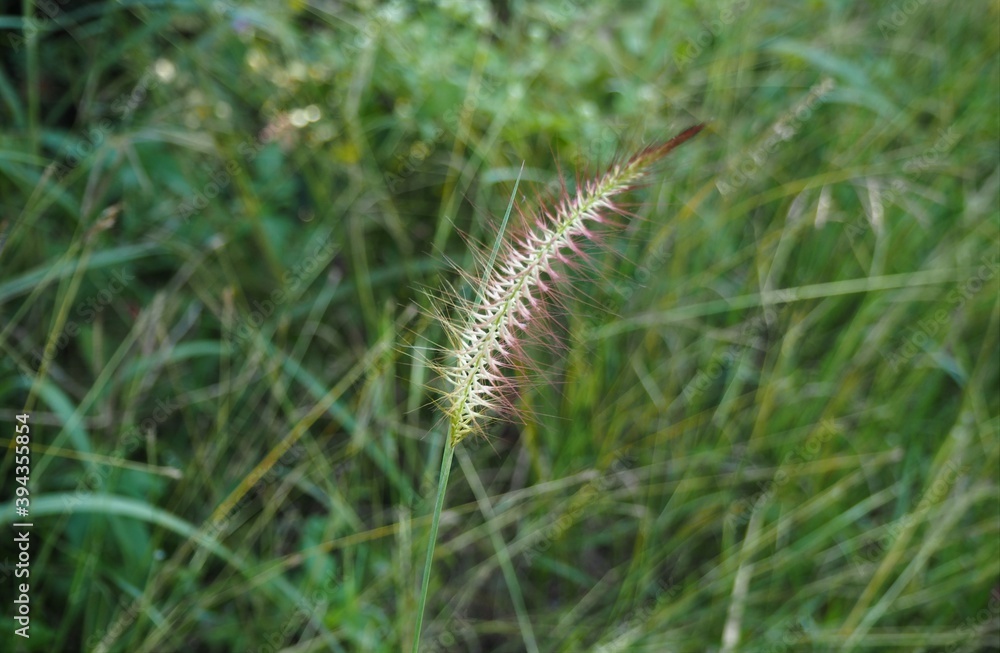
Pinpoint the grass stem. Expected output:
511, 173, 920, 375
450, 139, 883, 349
412, 430, 455, 653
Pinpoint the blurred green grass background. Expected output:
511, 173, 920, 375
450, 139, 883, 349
0, 1, 998, 651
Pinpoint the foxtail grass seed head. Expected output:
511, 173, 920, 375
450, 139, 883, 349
442, 125, 705, 446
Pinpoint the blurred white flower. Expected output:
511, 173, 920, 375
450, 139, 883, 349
154, 58, 176, 83
290, 109, 309, 128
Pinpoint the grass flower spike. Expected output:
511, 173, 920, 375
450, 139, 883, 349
415, 124, 705, 653
444, 124, 705, 446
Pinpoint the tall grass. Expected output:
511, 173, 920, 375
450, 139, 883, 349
414, 126, 704, 652
0, 1, 997, 652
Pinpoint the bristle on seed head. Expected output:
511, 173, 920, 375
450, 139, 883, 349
441, 125, 704, 446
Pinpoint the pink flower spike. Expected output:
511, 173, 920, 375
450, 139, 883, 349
441, 124, 705, 446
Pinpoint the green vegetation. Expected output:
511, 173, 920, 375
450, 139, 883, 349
0, 1, 997, 651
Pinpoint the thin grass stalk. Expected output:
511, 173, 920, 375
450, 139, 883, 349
411, 433, 454, 653
414, 127, 703, 651
412, 166, 525, 652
